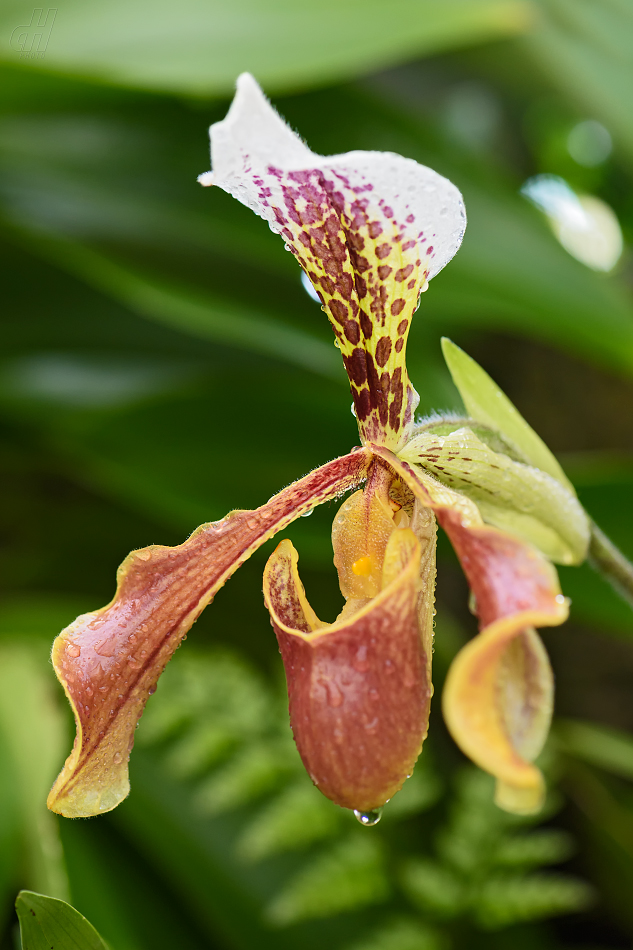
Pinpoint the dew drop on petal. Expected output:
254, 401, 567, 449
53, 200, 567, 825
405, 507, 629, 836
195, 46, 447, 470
113, 752, 122, 765
66, 643, 81, 658
300, 508, 314, 518
351, 403, 357, 418
354, 807, 383, 826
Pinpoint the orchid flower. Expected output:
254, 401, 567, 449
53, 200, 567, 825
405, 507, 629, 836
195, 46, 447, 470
47, 75, 590, 823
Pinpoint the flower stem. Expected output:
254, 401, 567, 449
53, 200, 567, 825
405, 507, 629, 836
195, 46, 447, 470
588, 521, 633, 610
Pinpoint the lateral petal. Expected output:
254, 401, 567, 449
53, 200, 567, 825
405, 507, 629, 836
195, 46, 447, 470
48, 449, 370, 818
200, 73, 465, 450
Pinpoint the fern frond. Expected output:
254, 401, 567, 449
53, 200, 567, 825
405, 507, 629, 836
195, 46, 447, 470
266, 835, 389, 925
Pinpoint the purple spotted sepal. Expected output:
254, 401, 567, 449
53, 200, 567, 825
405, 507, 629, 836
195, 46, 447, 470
199, 73, 466, 452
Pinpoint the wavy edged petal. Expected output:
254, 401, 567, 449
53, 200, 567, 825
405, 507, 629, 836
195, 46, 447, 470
264, 527, 432, 812
443, 621, 554, 814
48, 450, 370, 818
201, 74, 465, 449
371, 446, 567, 811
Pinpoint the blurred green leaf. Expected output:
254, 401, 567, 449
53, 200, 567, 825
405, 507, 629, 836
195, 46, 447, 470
526, 0, 633, 163
16, 890, 108, 950
266, 835, 389, 925
440, 337, 572, 488
475, 873, 594, 928
556, 719, 633, 781
0, 1, 533, 95
0, 646, 68, 901
345, 917, 443, 950
10, 234, 343, 381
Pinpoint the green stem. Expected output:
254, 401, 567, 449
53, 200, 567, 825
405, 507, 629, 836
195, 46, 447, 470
588, 521, 633, 610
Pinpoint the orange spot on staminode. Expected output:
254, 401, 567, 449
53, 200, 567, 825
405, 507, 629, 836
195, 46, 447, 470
352, 556, 373, 577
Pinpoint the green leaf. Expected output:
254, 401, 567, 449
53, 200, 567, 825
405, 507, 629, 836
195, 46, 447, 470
266, 835, 389, 925
440, 338, 574, 490
401, 858, 465, 917
15, 234, 343, 381
15, 891, 108, 950
346, 916, 443, 950
556, 719, 633, 781
0, 1, 533, 95
236, 781, 341, 863
475, 873, 594, 928
0, 647, 69, 901
525, 0, 633, 164
493, 829, 575, 867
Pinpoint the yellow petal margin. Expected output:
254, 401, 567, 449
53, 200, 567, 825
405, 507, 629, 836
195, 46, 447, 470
371, 445, 568, 812
48, 449, 370, 818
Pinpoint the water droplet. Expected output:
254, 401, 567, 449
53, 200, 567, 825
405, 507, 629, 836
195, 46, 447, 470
66, 643, 81, 658
351, 403, 357, 418
113, 752, 122, 765
148, 684, 157, 695
420, 278, 429, 293
354, 807, 383, 826
353, 644, 369, 672
324, 680, 343, 707
334, 338, 341, 349
301, 508, 314, 518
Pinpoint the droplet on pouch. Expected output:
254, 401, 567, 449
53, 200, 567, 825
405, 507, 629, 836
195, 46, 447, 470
66, 643, 81, 658
325, 681, 343, 707
353, 644, 369, 672
113, 752, 122, 765
354, 807, 383, 826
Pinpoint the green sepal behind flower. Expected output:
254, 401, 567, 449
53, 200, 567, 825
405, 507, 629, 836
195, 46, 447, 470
399, 425, 589, 565
440, 338, 574, 492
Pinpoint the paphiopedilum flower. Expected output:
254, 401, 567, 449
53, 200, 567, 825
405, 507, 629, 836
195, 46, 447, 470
48, 75, 589, 822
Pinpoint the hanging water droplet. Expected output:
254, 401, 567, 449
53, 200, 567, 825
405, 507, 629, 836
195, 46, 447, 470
334, 338, 341, 349
300, 508, 314, 518
351, 403, 357, 418
354, 806, 383, 826
420, 278, 429, 293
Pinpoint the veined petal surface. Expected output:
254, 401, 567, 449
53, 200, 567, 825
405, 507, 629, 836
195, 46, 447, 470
48, 450, 370, 818
264, 469, 436, 810
399, 425, 589, 564
372, 446, 567, 812
201, 74, 465, 449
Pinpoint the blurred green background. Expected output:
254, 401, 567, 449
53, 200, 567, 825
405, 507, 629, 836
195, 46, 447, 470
1, 1, 633, 947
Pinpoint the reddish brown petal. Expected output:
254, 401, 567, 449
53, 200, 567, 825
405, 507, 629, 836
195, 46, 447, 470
263, 467, 436, 812
48, 449, 370, 818
264, 533, 431, 812
371, 446, 567, 811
